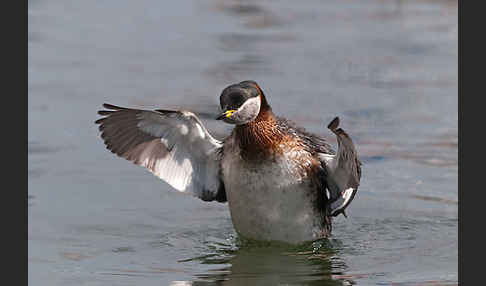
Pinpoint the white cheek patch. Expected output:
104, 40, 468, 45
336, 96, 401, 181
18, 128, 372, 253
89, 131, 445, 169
235, 96, 261, 124
240, 96, 261, 111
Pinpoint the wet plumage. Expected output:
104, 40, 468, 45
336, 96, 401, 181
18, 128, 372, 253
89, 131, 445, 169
95, 80, 362, 244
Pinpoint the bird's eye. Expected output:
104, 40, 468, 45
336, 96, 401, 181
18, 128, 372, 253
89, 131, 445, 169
223, 92, 245, 110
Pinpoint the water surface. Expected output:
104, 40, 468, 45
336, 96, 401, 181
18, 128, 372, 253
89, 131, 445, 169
29, 0, 457, 285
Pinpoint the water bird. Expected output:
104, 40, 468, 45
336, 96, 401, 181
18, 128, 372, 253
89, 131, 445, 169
95, 80, 361, 244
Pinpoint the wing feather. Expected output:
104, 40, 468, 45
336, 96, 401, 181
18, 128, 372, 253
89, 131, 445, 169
320, 117, 361, 217
95, 104, 226, 202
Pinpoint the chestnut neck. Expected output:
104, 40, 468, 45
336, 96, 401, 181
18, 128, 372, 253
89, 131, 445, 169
234, 94, 283, 159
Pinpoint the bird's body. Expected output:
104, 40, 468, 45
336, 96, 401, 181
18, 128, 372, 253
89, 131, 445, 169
222, 116, 331, 243
96, 81, 361, 244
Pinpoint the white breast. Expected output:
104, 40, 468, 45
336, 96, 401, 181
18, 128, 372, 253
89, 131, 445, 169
221, 140, 327, 244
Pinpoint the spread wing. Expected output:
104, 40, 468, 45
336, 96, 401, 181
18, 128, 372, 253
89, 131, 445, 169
95, 103, 226, 202
319, 117, 361, 217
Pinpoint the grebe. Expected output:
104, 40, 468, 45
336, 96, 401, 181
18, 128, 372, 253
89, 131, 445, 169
95, 80, 361, 244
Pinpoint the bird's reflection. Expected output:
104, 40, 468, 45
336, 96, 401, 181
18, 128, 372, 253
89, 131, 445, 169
176, 239, 354, 286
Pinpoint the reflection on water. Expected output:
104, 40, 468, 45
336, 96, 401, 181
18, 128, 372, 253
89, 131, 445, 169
29, 0, 457, 285
180, 239, 354, 286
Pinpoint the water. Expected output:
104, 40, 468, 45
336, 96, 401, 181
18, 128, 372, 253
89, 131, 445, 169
28, 0, 458, 285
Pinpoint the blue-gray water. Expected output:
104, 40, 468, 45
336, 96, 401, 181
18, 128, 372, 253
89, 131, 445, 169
28, 0, 457, 285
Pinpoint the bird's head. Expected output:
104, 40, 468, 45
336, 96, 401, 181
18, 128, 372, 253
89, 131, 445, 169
216, 80, 268, 125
